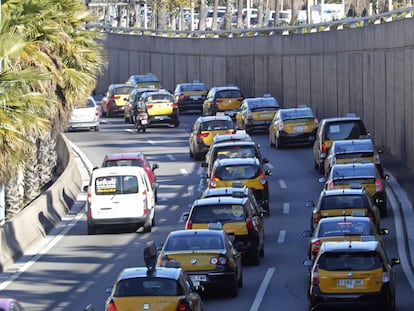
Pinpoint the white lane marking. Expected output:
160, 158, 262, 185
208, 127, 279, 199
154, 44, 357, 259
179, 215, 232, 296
277, 230, 286, 243
279, 179, 287, 189
249, 268, 275, 311
167, 154, 175, 161
125, 129, 135, 133
387, 181, 414, 290
180, 168, 188, 176
265, 163, 274, 169
148, 140, 156, 145
187, 186, 194, 196
283, 203, 290, 214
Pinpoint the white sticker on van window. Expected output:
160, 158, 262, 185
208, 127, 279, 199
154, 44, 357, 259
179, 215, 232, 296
329, 125, 340, 133
96, 176, 117, 193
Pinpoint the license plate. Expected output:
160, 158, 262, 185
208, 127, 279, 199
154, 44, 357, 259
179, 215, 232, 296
190, 275, 207, 283
155, 116, 167, 120
141, 119, 148, 125
337, 279, 363, 288
190, 95, 201, 100
294, 125, 305, 132
259, 113, 272, 118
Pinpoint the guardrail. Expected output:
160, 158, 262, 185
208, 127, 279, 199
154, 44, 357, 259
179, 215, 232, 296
86, 6, 414, 38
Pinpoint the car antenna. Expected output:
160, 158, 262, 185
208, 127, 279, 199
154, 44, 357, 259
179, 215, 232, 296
144, 241, 157, 276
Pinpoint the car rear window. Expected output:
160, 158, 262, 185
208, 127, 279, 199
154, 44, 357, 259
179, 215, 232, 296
180, 84, 208, 92
281, 109, 314, 120
331, 165, 376, 179
248, 98, 279, 111
190, 204, 246, 223
147, 94, 174, 102
94, 175, 138, 195
214, 146, 256, 160
325, 121, 367, 140
86, 98, 95, 108
319, 221, 371, 237
216, 90, 242, 98
165, 235, 224, 251
102, 159, 143, 167
114, 86, 134, 95
320, 195, 369, 210
318, 252, 382, 271
214, 164, 260, 180
200, 120, 235, 131
115, 278, 183, 297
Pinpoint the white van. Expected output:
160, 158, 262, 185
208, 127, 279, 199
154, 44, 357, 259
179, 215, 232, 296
84, 166, 155, 235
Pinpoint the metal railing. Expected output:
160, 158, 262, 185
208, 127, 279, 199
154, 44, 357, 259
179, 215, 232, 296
85, 6, 414, 38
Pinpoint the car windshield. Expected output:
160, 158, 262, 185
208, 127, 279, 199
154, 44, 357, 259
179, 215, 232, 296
332, 165, 376, 179
115, 278, 183, 296
165, 235, 224, 251
281, 109, 314, 121
214, 164, 260, 180
94, 175, 138, 195
318, 252, 382, 271
334, 142, 373, 154
319, 221, 371, 237
190, 204, 246, 223
325, 121, 366, 140
248, 98, 279, 111
320, 195, 369, 210
103, 159, 143, 167
200, 120, 234, 131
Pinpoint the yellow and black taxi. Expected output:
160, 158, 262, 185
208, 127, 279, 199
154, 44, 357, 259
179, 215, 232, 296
235, 95, 280, 133
303, 241, 400, 311
203, 140, 268, 180
202, 86, 244, 119
102, 84, 135, 117
105, 241, 204, 311
200, 186, 268, 217
321, 163, 389, 217
183, 196, 264, 265
139, 89, 179, 127
268, 106, 318, 149
188, 115, 236, 160
123, 87, 158, 124
157, 229, 243, 297
323, 138, 384, 178
125, 73, 162, 89
302, 216, 389, 260
173, 81, 209, 113
307, 188, 381, 233
312, 114, 370, 174
208, 157, 271, 211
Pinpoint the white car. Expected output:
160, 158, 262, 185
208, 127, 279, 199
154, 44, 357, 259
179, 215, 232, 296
67, 96, 100, 131
84, 166, 156, 235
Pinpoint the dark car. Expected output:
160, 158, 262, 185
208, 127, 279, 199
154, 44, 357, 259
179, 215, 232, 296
101, 84, 135, 117
173, 81, 209, 113
123, 87, 159, 123
202, 86, 244, 119
125, 73, 161, 88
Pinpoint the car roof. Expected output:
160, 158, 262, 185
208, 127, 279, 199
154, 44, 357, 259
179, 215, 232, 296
142, 89, 172, 96
103, 152, 145, 161
320, 188, 368, 196
167, 229, 226, 238
321, 116, 362, 123
317, 216, 371, 225
196, 115, 233, 122
319, 241, 379, 253
211, 141, 257, 149
119, 266, 182, 281
193, 196, 248, 206
210, 86, 241, 91
202, 187, 249, 198
108, 83, 135, 89
212, 132, 251, 143
243, 97, 280, 107
127, 74, 160, 82
331, 139, 374, 151
92, 166, 146, 177
131, 87, 159, 93
214, 157, 260, 166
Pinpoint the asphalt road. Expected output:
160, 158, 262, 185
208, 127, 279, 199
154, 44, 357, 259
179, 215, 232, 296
0, 113, 413, 311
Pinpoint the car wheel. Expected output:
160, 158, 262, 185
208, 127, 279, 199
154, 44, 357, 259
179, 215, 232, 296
237, 270, 243, 288
249, 244, 260, 266
94, 126, 100, 132
269, 135, 275, 147
230, 280, 238, 297
275, 136, 282, 149
194, 152, 202, 161
189, 147, 194, 159
173, 121, 179, 128
259, 245, 264, 258
87, 224, 96, 235
318, 162, 325, 174
142, 219, 152, 233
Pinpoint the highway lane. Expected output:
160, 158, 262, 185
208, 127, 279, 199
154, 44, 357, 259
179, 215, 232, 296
0, 113, 413, 310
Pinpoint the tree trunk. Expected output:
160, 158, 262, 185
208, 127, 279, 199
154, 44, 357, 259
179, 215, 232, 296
257, 0, 264, 27
200, 0, 207, 31
212, 0, 219, 30
5, 169, 25, 220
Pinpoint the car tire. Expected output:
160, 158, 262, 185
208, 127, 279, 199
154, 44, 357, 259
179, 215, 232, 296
173, 121, 179, 128
143, 219, 152, 233
94, 126, 100, 132
318, 162, 324, 174
275, 136, 282, 149
194, 152, 202, 161
189, 148, 194, 159
237, 271, 243, 288
230, 280, 238, 297
269, 135, 275, 147
249, 244, 260, 266
87, 224, 96, 235
259, 245, 264, 258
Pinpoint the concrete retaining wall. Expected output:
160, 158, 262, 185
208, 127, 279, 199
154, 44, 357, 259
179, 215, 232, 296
96, 17, 414, 170
0, 134, 82, 272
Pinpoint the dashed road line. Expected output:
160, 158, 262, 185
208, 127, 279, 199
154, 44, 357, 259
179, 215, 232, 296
180, 168, 188, 176
283, 203, 290, 214
167, 154, 175, 161
249, 268, 275, 311
277, 230, 286, 243
279, 179, 287, 189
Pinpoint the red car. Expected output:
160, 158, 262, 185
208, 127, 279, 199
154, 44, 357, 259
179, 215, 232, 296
0, 298, 25, 311
101, 152, 159, 201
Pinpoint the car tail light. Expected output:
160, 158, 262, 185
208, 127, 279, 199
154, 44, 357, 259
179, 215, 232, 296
312, 264, 319, 285
86, 191, 92, 205
375, 178, 383, 192
106, 300, 118, 311
326, 180, 334, 190
185, 219, 193, 229
172, 103, 178, 108
321, 143, 327, 154
196, 132, 209, 139
314, 118, 319, 127
259, 173, 267, 185
312, 240, 321, 255
247, 112, 252, 120
176, 302, 189, 311
147, 104, 153, 109
313, 212, 321, 225
210, 256, 228, 265
209, 176, 217, 188
382, 265, 390, 283
246, 217, 254, 230
112, 96, 120, 100
160, 256, 177, 266
225, 129, 236, 134
178, 94, 185, 102
214, 99, 223, 105
279, 120, 285, 130
95, 107, 100, 116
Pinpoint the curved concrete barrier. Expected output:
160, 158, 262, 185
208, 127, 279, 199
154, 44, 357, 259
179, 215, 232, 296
0, 134, 82, 272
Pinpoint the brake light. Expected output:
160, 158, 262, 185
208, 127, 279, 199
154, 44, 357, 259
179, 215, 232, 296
177, 302, 189, 311
312, 240, 321, 255
185, 219, 193, 229
105, 300, 118, 311
312, 264, 319, 285
178, 94, 185, 102
246, 217, 255, 230
214, 99, 223, 105
86, 191, 92, 205
321, 143, 327, 154
112, 96, 120, 100
196, 132, 209, 139
172, 103, 178, 108
209, 176, 217, 188
382, 265, 390, 283
375, 178, 383, 192
313, 212, 321, 225
160, 256, 177, 266
147, 104, 153, 109
225, 129, 236, 134
314, 118, 319, 127
95, 107, 100, 116
210, 256, 228, 265
247, 112, 252, 120
279, 120, 285, 130
326, 180, 334, 190
259, 173, 267, 185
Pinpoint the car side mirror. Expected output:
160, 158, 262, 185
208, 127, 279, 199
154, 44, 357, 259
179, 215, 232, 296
262, 158, 269, 164
201, 162, 208, 168
390, 258, 400, 267
83, 185, 89, 192
380, 228, 389, 235
305, 201, 315, 208
264, 170, 271, 176
302, 230, 312, 238
152, 163, 159, 170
